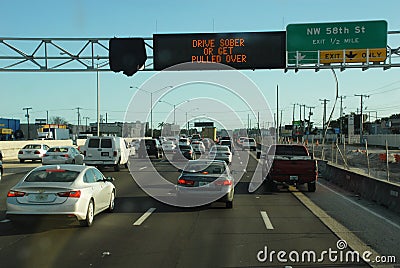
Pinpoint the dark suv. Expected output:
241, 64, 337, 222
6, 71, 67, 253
138, 139, 163, 159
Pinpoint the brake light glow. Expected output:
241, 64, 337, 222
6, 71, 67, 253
57, 190, 81, 198
7, 190, 26, 197
178, 179, 195, 186
215, 180, 232, 186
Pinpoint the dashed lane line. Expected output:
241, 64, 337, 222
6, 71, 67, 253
260, 211, 274, 230
133, 208, 156, 226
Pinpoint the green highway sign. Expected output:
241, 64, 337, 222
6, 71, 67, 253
287, 20, 387, 64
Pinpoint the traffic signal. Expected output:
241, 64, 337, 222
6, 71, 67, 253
109, 38, 147, 76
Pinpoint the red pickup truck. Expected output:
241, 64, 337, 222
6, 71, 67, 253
262, 144, 318, 192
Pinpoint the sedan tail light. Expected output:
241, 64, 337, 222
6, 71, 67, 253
18, 151, 23, 154
215, 180, 232, 186
7, 190, 26, 197
178, 179, 195, 186
57, 190, 81, 198
34, 150, 41, 154
63, 154, 69, 158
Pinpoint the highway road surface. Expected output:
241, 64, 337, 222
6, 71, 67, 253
0, 150, 398, 267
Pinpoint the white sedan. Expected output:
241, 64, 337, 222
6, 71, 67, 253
42, 146, 84, 165
18, 144, 50, 163
6, 165, 116, 227
162, 140, 176, 153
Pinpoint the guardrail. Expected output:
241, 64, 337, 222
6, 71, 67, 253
319, 160, 400, 214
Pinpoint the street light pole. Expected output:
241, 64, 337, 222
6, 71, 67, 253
130, 85, 174, 138
96, 62, 100, 136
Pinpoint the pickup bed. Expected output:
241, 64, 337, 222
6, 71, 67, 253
262, 144, 318, 192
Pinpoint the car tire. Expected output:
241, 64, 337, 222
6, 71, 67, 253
19, 159, 25, 163
226, 200, 233, 209
80, 200, 94, 227
108, 191, 115, 212
308, 181, 316, 192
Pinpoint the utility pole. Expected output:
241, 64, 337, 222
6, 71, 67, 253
355, 94, 370, 144
292, 103, 296, 138
23, 107, 32, 140
83, 117, 90, 132
306, 106, 315, 134
319, 99, 330, 134
46, 110, 49, 124
76, 107, 81, 133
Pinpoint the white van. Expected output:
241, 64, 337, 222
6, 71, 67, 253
83, 136, 130, 171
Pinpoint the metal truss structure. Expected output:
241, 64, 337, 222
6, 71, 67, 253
0, 33, 398, 72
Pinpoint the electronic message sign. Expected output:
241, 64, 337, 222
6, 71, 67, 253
153, 32, 286, 70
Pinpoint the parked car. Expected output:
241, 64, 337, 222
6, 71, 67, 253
209, 145, 232, 164
173, 145, 196, 161
191, 141, 206, 154
42, 146, 84, 165
18, 144, 50, 163
161, 140, 176, 154
138, 139, 163, 159
6, 164, 115, 227
176, 159, 234, 208
242, 138, 256, 151
83, 136, 129, 171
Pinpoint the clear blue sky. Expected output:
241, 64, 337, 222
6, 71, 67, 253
1, 0, 399, 130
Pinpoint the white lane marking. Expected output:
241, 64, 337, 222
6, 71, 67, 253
0, 219, 11, 223
318, 182, 400, 230
139, 166, 147, 171
260, 211, 274, 230
133, 208, 156, 226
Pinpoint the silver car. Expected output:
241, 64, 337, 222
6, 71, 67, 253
6, 164, 116, 227
176, 160, 234, 208
42, 146, 84, 165
208, 145, 232, 164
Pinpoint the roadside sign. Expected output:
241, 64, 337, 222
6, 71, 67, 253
287, 20, 387, 64
319, 48, 387, 63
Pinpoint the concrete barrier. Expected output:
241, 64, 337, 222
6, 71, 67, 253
319, 160, 400, 214
0, 139, 86, 160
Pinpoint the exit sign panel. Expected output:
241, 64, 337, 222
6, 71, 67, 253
287, 20, 387, 51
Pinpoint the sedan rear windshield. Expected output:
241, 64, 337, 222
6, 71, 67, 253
183, 163, 226, 174
48, 147, 69, 153
211, 147, 229, 152
23, 144, 42, 149
25, 170, 80, 182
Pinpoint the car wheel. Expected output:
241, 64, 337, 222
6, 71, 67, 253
80, 200, 94, 227
308, 181, 316, 192
19, 159, 24, 163
108, 191, 115, 212
226, 200, 233, 209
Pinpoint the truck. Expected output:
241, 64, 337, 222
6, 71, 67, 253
261, 144, 318, 192
201, 127, 216, 142
37, 125, 70, 140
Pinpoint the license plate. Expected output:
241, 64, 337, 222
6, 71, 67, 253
101, 152, 109, 156
199, 181, 209, 187
290, 176, 299, 181
35, 194, 48, 201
